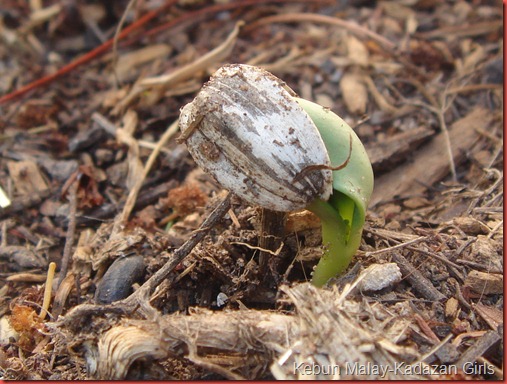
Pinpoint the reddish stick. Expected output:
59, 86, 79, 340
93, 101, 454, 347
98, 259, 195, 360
0, 0, 177, 105
0, 0, 331, 105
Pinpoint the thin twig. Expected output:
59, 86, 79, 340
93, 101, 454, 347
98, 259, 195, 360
452, 279, 471, 310
392, 252, 447, 302
455, 330, 501, 369
403, 99, 457, 181
112, 0, 138, 88
188, 349, 245, 380
444, 83, 502, 95
413, 313, 441, 344
437, 90, 458, 181
112, 120, 180, 235
367, 228, 462, 270
414, 333, 454, 364
62, 192, 232, 324
0, 0, 331, 105
57, 179, 78, 288
232, 240, 284, 256
132, 192, 232, 303
364, 236, 426, 257
0, 0, 177, 104
142, 0, 334, 40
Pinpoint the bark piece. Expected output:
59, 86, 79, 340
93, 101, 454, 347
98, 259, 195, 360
366, 126, 434, 172
0, 188, 52, 220
0, 245, 46, 270
371, 107, 492, 206
473, 303, 503, 331
445, 297, 460, 319
455, 330, 501, 371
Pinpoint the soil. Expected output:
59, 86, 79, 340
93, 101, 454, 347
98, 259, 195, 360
0, 0, 503, 380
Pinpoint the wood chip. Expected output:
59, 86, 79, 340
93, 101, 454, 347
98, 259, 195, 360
464, 270, 503, 295
357, 263, 402, 292
345, 35, 369, 66
371, 107, 492, 206
365, 127, 434, 172
473, 303, 503, 331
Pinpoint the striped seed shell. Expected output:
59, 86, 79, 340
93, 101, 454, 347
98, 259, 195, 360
179, 64, 332, 211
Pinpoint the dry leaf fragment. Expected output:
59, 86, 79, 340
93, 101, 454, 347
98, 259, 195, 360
9, 305, 45, 352
7, 160, 49, 196
456, 44, 486, 77
381, 2, 416, 21
340, 72, 367, 114
445, 297, 460, 319
163, 183, 208, 218
115, 44, 172, 82
62, 166, 105, 209
345, 35, 369, 66
452, 217, 489, 235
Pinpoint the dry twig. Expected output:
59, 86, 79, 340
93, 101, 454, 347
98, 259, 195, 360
57, 179, 78, 288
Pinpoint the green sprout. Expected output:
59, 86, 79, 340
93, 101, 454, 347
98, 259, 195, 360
295, 98, 374, 287
179, 64, 374, 288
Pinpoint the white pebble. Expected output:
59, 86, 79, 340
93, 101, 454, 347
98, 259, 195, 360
358, 263, 402, 292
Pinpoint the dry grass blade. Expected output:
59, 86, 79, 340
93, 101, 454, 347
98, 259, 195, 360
114, 110, 143, 191
274, 283, 421, 380
111, 0, 139, 88
113, 21, 243, 113
246, 13, 396, 52
112, 119, 179, 235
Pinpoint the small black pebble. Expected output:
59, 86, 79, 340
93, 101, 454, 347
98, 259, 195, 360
94, 255, 145, 304
484, 58, 503, 84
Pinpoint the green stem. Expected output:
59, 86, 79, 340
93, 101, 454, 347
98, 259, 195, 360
307, 198, 363, 287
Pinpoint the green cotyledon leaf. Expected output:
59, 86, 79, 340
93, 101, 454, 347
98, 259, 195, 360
295, 98, 374, 216
295, 98, 374, 286
329, 191, 355, 241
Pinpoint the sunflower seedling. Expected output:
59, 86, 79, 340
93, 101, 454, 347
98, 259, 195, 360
178, 64, 374, 287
